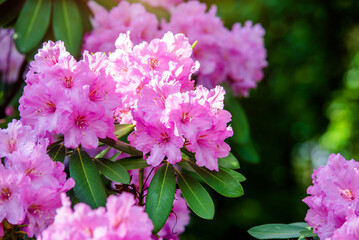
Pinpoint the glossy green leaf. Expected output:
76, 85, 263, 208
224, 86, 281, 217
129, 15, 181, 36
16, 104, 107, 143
99, 138, 142, 156
248, 224, 308, 239
299, 230, 317, 237
94, 158, 130, 184
69, 148, 107, 208
184, 160, 244, 197
218, 152, 240, 169
119, 157, 149, 170
109, 152, 122, 161
95, 146, 111, 159
220, 168, 246, 182
177, 171, 214, 219
53, 0, 82, 56
48, 143, 66, 163
114, 124, 135, 139
13, 0, 51, 53
145, 163, 176, 233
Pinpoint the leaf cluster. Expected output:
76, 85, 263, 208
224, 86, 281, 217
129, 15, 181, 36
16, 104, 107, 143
47, 123, 245, 235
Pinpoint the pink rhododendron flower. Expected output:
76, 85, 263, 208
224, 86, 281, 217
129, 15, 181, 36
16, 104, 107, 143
329, 214, 359, 240
108, 32, 232, 170
0, 28, 24, 83
303, 153, 359, 239
84, 0, 266, 96
0, 120, 74, 237
19, 41, 117, 149
40, 193, 154, 240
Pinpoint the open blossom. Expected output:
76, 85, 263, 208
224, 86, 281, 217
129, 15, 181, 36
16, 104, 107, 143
303, 153, 359, 239
40, 193, 154, 240
0, 119, 74, 237
19, 41, 117, 149
0, 28, 25, 83
329, 214, 359, 240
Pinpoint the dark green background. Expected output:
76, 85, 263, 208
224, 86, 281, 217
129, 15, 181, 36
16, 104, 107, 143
182, 0, 359, 239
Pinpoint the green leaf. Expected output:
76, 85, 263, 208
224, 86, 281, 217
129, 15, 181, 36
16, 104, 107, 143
114, 124, 135, 139
109, 152, 122, 161
224, 93, 250, 145
13, 0, 51, 53
69, 148, 107, 208
94, 158, 130, 184
220, 168, 246, 182
299, 230, 317, 237
53, 0, 82, 56
184, 160, 244, 198
289, 222, 309, 228
119, 157, 149, 170
48, 143, 66, 162
0, 0, 25, 28
145, 163, 176, 233
177, 171, 214, 219
0, 0, 7, 5
95, 146, 111, 159
99, 138, 142, 156
248, 224, 308, 239
218, 152, 240, 169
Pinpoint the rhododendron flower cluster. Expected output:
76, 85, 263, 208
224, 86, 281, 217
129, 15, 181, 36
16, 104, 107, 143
0, 120, 74, 237
40, 193, 154, 240
303, 153, 359, 239
19, 41, 118, 149
83, 0, 267, 96
0, 28, 24, 83
109, 32, 233, 171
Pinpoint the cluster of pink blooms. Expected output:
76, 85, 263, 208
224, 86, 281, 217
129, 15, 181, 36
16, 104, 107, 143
110, 32, 233, 171
83, 0, 267, 96
0, 120, 74, 237
40, 193, 154, 240
0, 28, 24, 83
19, 41, 118, 149
303, 153, 359, 239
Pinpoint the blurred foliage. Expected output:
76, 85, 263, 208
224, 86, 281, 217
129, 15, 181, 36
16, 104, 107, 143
183, 0, 359, 239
